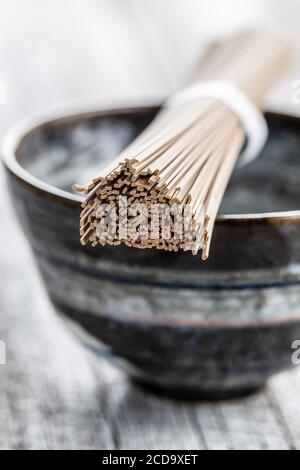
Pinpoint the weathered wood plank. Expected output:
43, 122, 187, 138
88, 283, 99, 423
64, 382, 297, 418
218, 386, 292, 450
103, 381, 207, 450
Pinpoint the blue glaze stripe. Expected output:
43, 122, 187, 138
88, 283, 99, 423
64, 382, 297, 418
34, 248, 300, 292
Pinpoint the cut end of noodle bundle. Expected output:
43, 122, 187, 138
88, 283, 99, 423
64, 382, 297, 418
74, 29, 294, 260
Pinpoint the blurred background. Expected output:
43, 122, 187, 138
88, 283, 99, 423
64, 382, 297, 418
1, 0, 300, 125
1, 0, 300, 450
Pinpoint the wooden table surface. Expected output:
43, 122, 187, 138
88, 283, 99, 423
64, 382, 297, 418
1, 0, 300, 450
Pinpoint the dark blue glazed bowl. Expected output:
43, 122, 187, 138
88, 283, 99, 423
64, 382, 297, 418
3, 106, 300, 399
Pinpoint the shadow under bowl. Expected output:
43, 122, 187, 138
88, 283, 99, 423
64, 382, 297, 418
3, 105, 300, 400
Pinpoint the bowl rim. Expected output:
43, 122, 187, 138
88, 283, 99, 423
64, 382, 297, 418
3, 104, 300, 223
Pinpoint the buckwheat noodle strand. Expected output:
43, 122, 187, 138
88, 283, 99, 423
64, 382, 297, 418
74, 29, 293, 259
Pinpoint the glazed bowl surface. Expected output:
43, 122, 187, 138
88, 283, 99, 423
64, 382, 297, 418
3, 105, 300, 399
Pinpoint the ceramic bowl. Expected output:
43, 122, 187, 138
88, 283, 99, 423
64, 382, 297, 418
3, 105, 300, 399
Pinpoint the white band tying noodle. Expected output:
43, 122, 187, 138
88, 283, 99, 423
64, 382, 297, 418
166, 80, 268, 166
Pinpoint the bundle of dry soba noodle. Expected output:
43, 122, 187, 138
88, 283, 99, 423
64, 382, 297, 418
74, 29, 293, 260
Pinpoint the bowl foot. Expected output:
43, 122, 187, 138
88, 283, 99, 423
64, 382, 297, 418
132, 379, 266, 402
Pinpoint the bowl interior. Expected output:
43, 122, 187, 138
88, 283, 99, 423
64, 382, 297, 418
14, 108, 300, 215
